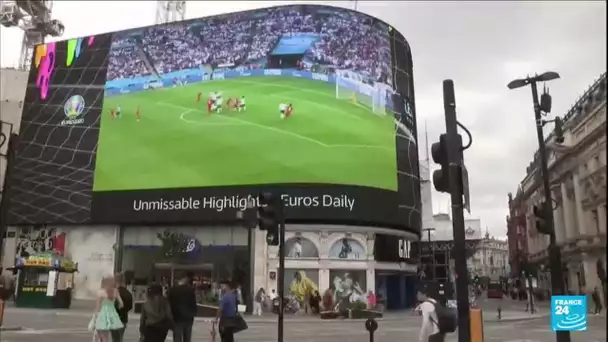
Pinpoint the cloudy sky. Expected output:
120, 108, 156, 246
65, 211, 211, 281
1, 1, 605, 237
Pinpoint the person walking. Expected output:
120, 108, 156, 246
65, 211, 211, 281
253, 288, 265, 316
92, 276, 124, 342
168, 274, 197, 342
139, 283, 174, 342
112, 273, 133, 342
416, 285, 456, 342
213, 281, 247, 342
592, 286, 603, 315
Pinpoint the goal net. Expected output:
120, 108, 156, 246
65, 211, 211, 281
335, 73, 388, 115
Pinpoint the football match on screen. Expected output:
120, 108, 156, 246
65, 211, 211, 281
93, 6, 405, 193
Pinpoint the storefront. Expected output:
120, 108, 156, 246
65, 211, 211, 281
117, 226, 250, 308
261, 227, 418, 311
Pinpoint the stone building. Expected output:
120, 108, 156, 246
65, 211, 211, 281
507, 73, 606, 297
467, 231, 509, 280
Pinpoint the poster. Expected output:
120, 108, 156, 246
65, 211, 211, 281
285, 237, 319, 258
284, 269, 320, 300
328, 238, 366, 260
329, 270, 368, 309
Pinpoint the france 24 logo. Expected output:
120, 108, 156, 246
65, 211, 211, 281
551, 295, 587, 331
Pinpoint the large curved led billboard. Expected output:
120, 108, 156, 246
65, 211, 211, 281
6, 5, 420, 233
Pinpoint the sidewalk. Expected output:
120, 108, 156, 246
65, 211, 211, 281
3, 305, 548, 324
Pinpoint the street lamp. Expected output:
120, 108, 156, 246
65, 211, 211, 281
507, 71, 571, 342
507, 72, 560, 90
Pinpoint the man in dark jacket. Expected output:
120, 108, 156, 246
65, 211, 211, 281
113, 272, 133, 342
168, 274, 197, 342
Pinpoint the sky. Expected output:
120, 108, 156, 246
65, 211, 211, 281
0, 1, 606, 238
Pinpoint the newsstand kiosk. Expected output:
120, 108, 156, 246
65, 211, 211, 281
12, 252, 78, 309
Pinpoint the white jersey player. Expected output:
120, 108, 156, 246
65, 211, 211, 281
238, 96, 246, 112
279, 103, 293, 119
212, 100, 222, 113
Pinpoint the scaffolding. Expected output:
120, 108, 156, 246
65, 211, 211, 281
0, 0, 64, 70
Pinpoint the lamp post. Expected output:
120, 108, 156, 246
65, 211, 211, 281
507, 72, 570, 342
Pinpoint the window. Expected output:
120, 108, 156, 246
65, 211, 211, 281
592, 209, 600, 234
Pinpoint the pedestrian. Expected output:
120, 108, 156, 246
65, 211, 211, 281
140, 283, 174, 342
213, 280, 247, 342
253, 288, 265, 316
92, 276, 124, 342
112, 272, 133, 342
367, 290, 376, 310
416, 285, 456, 342
168, 274, 197, 342
592, 286, 603, 315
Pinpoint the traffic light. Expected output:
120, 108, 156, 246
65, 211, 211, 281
431, 134, 449, 193
533, 203, 552, 235
258, 192, 282, 246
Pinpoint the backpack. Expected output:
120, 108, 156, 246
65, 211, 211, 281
427, 300, 457, 333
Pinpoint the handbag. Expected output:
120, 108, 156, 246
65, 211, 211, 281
219, 314, 248, 334
87, 314, 96, 332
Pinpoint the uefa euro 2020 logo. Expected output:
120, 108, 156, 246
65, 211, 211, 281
61, 94, 86, 126
551, 295, 587, 331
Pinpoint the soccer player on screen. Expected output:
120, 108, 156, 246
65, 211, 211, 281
115, 105, 122, 119
110, 108, 116, 120
279, 103, 293, 119
207, 97, 213, 114
213, 100, 222, 114
197, 92, 202, 103
279, 103, 290, 119
226, 97, 233, 109
136, 106, 141, 121
238, 96, 246, 112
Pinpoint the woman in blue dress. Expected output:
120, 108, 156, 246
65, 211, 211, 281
93, 275, 124, 342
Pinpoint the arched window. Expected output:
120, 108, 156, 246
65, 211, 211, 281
285, 237, 319, 258
328, 238, 365, 260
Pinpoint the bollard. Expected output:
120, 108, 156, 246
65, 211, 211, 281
497, 306, 501, 320
0, 298, 4, 327
365, 318, 378, 342
470, 308, 484, 342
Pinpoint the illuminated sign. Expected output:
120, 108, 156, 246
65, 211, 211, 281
9, 5, 419, 235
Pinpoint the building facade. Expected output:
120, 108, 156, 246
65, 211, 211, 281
508, 73, 606, 297
467, 232, 509, 280
507, 192, 528, 277
0, 68, 28, 195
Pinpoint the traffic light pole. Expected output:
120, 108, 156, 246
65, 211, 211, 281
277, 203, 286, 342
529, 81, 570, 342
442, 80, 471, 342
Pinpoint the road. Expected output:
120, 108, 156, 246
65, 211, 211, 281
1, 308, 605, 342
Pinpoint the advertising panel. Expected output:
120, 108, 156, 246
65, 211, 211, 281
329, 270, 368, 306
6, 5, 420, 233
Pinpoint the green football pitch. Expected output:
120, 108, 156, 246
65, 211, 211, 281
93, 76, 397, 192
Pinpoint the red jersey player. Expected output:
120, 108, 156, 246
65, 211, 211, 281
207, 98, 213, 114
110, 108, 116, 120
285, 104, 293, 118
